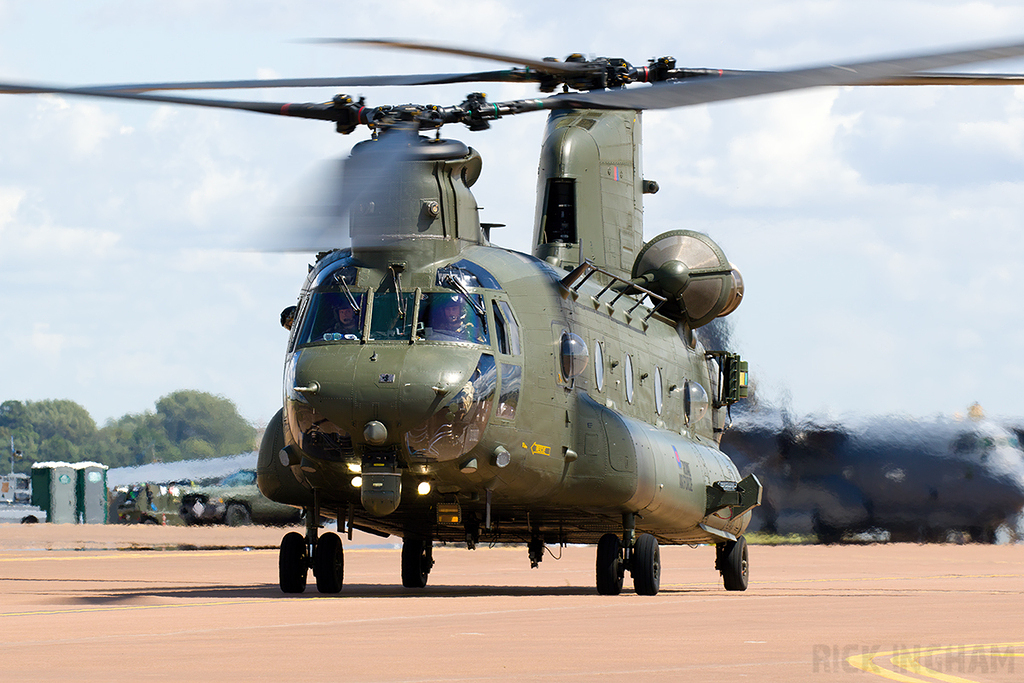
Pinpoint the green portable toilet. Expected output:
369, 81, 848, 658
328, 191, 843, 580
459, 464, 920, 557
75, 462, 109, 524
31, 462, 77, 524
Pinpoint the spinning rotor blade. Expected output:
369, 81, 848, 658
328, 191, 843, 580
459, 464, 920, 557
0, 80, 343, 119
307, 38, 593, 75
3, 38, 1023, 130
552, 39, 1024, 110
0, 70, 539, 95
254, 125, 421, 253
866, 72, 1024, 86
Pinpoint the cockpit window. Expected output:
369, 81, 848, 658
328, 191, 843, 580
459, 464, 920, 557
369, 292, 416, 341
296, 292, 365, 345
415, 292, 489, 345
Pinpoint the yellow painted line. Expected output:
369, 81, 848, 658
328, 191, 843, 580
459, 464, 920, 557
758, 572, 1023, 585
0, 550, 271, 562
849, 642, 1024, 683
846, 651, 925, 683
892, 650, 980, 683
658, 572, 1023, 591
1, 598, 280, 618
0, 546, 401, 563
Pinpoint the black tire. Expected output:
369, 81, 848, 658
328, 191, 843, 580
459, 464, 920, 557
401, 537, 433, 588
279, 531, 308, 594
720, 536, 749, 591
225, 503, 252, 527
595, 533, 623, 595
314, 532, 344, 594
632, 533, 661, 596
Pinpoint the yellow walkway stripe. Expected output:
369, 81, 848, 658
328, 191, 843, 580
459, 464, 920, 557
849, 642, 1024, 682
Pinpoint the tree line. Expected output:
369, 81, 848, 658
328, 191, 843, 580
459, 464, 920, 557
1, 390, 258, 473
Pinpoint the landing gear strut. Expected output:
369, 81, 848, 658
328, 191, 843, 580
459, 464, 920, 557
528, 536, 545, 568
595, 513, 661, 596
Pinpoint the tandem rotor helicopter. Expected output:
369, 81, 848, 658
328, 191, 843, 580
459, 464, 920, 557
5, 38, 1024, 596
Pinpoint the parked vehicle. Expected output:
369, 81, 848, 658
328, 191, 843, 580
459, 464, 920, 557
111, 483, 186, 525
0, 473, 47, 523
179, 470, 302, 526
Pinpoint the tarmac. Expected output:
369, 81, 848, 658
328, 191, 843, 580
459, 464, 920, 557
1, 524, 1022, 682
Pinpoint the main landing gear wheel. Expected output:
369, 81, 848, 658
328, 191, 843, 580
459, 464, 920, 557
595, 533, 624, 595
401, 537, 434, 588
314, 531, 345, 593
717, 536, 749, 591
279, 531, 308, 594
632, 533, 661, 596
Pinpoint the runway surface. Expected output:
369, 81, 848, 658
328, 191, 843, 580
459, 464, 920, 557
1, 524, 1022, 682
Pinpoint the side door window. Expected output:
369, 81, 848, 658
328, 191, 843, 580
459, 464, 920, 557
492, 300, 522, 355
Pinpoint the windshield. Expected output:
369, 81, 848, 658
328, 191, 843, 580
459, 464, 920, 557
369, 292, 416, 341
416, 292, 489, 345
295, 290, 490, 345
296, 292, 365, 345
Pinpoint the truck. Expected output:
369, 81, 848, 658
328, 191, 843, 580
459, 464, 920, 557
0, 473, 47, 523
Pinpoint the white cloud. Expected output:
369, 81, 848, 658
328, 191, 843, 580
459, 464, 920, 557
33, 96, 122, 155
0, 186, 25, 226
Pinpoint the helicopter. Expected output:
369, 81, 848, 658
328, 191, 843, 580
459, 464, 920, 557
720, 402, 1024, 543
4, 38, 1024, 596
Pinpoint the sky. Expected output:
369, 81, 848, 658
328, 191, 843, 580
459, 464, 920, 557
1, 1, 1024, 428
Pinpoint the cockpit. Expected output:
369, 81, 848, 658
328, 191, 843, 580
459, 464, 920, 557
292, 258, 511, 349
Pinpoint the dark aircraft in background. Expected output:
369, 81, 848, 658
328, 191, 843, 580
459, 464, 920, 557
719, 404, 1024, 542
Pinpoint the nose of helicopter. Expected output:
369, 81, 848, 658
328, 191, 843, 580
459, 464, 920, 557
286, 344, 495, 463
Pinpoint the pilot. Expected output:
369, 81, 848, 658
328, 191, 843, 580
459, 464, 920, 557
326, 301, 361, 340
428, 294, 476, 342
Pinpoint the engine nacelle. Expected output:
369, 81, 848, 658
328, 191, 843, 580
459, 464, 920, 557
632, 230, 743, 328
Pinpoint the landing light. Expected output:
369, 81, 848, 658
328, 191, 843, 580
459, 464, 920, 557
347, 462, 361, 474
417, 481, 432, 496
351, 476, 362, 488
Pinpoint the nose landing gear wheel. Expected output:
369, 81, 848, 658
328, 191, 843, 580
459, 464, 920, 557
595, 533, 624, 595
314, 531, 345, 593
401, 537, 434, 588
279, 531, 308, 594
631, 533, 661, 596
717, 536, 749, 591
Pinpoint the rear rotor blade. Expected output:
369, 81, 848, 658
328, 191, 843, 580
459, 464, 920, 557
864, 72, 1024, 86
553, 39, 1024, 110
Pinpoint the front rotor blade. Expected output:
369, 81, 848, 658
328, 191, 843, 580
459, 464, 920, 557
0, 80, 349, 121
254, 125, 420, 253
309, 37, 593, 75
0, 69, 540, 95
554, 39, 1024, 110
